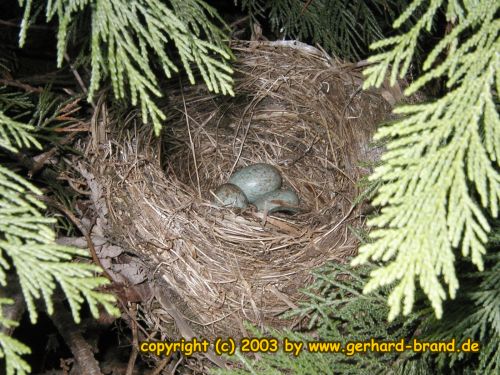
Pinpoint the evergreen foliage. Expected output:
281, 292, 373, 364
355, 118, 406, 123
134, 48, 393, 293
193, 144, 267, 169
216, 235, 499, 374
0, 0, 239, 372
395, 227, 500, 374
1, 0, 497, 373
353, 0, 500, 320
214, 263, 421, 375
18, 0, 234, 134
0, 112, 41, 152
418, 251, 500, 373
0, 109, 118, 374
0, 299, 30, 375
1, 0, 238, 371
237, 0, 411, 60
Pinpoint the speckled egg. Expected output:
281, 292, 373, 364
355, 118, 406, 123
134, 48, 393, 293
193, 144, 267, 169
254, 189, 300, 214
228, 163, 282, 203
213, 183, 248, 209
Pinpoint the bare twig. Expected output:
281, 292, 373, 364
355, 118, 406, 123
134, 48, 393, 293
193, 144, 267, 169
148, 358, 169, 375
125, 303, 139, 375
0, 78, 43, 93
179, 78, 201, 198
301, 0, 315, 15
38, 195, 113, 281
154, 283, 227, 368
51, 300, 103, 375
64, 52, 94, 108
229, 16, 250, 30
29, 133, 77, 178
0, 19, 52, 30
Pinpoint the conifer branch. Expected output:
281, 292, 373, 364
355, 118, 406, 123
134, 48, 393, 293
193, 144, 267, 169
237, 0, 409, 60
19, 0, 234, 134
0, 109, 119, 374
0, 300, 31, 375
354, 0, 500, 319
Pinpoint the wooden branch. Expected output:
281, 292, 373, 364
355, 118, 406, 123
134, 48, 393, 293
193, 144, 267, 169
0, 78, 44, 93
38, 195, 113, 282
51, 301, 103, 375
125, 303, 139, 375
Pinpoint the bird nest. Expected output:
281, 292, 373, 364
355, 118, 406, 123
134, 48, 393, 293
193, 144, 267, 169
82, 41, 399, 341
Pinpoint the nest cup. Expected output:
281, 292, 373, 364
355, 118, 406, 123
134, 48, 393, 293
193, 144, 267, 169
88, 41, 395, 340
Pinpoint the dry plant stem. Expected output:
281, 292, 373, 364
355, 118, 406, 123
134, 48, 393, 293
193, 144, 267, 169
301, 0, 315, 14
51, 300, 103, 375
167, 356, 183, 375
90, 93, 108, 149
229, 16, 250, 30
314, 204, 356, 244
10, 138, 88, 202
0, 78, 43, 93
229, 112, 254, 176
0, 19, 52, 30
154, 284, 227, 368
180, 78, 201, 199
64, 52, 91, 102
38, 195, 112, 281
126, 303, 139, 375
148, 358, 169, 375
30, 133, 77, 177
119, 298, 151, 340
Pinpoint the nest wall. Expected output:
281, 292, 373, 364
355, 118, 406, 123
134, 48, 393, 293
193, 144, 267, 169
86, 41, 395, 340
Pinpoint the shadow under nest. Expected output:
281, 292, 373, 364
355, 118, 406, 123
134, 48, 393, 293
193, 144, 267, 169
84, 41, 396, 341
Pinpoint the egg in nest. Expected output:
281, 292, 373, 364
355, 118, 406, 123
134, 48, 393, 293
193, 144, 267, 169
253, 189, 300, 214
229, 163, 282, 203
213, 183, 248, 209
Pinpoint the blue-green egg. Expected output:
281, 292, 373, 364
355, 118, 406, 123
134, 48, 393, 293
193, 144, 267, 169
254, 189, 300, 214
213, 183, 248, 209
229, 163, 282, 203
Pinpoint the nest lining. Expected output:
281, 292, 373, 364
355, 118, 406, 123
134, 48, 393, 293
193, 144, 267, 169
86, 41, 395, 339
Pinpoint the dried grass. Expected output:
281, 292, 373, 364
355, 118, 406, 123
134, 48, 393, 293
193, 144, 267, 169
85, 41, 395, 339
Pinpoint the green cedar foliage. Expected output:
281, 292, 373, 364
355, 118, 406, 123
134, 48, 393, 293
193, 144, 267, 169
0, 104, 119, 375
418, 252, 500, 373
2, 0, 237, 371
397, 228, 499, 374
215, 236, 499, 374
353, 0, 500, 320
0, 299, 30, 375
213, 262, 422, 375
18, 0, 234, 135
237, 0, 411, 60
